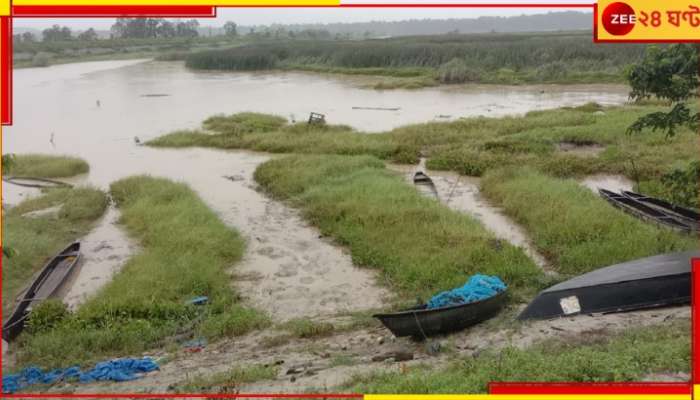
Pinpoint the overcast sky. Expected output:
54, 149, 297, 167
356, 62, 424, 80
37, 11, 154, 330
14, 7, 591, 30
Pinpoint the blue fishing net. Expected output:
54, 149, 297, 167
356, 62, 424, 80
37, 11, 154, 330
426, 274, 506, 309
2, 357, 159, 394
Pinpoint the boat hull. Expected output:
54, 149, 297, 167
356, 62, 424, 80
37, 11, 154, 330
622, 190, 699, 231
599, 189, 692, 233
374, 291, 507, 338
2, 242, 81, 341
519, 251, 696, 320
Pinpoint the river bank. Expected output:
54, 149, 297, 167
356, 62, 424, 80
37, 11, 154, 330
2, 59, 695, 393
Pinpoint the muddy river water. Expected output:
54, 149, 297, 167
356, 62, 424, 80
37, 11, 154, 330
3, 60, 631, 318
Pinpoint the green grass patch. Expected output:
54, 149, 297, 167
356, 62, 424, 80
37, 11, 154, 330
282, 318, 335, 339
4, 154, 89, 178
149, 103, 698, 186
2, 187, 108, 316
14, 176, 268, 368
480, 168, 696, 275
254, 155, 543, 301
346, 320, 690, 393
175, 364, 279, 393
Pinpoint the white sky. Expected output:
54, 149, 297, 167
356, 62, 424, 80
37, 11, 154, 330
14, 8, 591, 29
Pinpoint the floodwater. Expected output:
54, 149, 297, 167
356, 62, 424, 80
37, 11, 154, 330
3, 60, 629, 315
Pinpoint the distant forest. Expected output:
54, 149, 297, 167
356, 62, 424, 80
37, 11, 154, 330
242, 11, 593, 37
14, 11, 593, 41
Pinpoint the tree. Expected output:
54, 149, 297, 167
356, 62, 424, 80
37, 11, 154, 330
224, 21, 238, 37
42, 25, 72, 41
157, 20, 176, 38
175, 19, 199, 38
626, 44, 699, 208
626, 44, 698, 137
77, 28, 98, 41
21, 32, 36, 43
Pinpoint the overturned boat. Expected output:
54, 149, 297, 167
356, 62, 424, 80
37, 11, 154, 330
374, 291, 507, 339
3, 242, 81, 341
519, 250, 697, 320
599, 189, 693, 233
622, 190, 699, 231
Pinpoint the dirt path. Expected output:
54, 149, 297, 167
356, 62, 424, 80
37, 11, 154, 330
180, 152, 389, 321
62, 206, 138, 310
387, 161, 551, 272
60, 305, 688, 395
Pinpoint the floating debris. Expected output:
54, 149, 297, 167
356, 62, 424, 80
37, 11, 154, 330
352, 106, 400, 111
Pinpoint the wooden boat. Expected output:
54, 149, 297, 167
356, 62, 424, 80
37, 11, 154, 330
598, 189, 692, 233
413, 171, 432, 184
519, 250, 697, 320
2, 242, 81, 342
374, 291, 507, 339
622, 190, 699, 231
2, 176, 72, 189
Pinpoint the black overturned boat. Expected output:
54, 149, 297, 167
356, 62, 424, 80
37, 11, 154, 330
2, 176, 72, 189
598, 189, 693, 233
2, 242, 81, 342
622, 190, 699, 231
373, 290, 507, 339
519, 250, 697, 320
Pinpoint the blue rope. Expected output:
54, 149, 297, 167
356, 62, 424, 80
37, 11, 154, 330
426, 274, 506, 309
2, 357, 159, 394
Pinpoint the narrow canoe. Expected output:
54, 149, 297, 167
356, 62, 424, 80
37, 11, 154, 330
599, 189, 692, 233
2, 242, 81, 342
519, 250, 697, 320
374, 291, 507, 339
622, 190, 699, 231
2, 176, 72, 189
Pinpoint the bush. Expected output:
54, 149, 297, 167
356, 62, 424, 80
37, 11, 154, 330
437, 58, 481, 84
25, 300, 69, 334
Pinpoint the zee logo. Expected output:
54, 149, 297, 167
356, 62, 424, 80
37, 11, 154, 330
602, 2, 637, 35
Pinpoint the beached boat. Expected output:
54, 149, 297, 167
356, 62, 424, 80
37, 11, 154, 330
622, 190, 699, 231
598, 189, 692, 233
519, 250, 697, 320
373, 291, 507, 338
2, 176, 72, 189
413, 171, 439, 200
2, 242, 81, 341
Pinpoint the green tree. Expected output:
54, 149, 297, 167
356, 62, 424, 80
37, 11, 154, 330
42, 25, 72, 41
626, 44, 698, 137
77, 28, 98, 41
224, 21, 238, 37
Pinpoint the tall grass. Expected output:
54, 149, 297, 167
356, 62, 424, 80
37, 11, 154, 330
480, 169, 697, 275
2, 187, 108, 316
4, 154, 89, 178
186, 32, 645, 83
254, 155, 543, 301
346, 320, 689, 393
15, 176, 267, 368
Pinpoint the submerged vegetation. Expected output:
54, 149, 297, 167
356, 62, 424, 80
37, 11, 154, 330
15, 176, 267, 368
254, 155, 543, 301
481, 169, 696, 275
186, 32, 645, 85
3, 154, 89, 178
2, 187, 108, 316
346, 320, 690, 393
